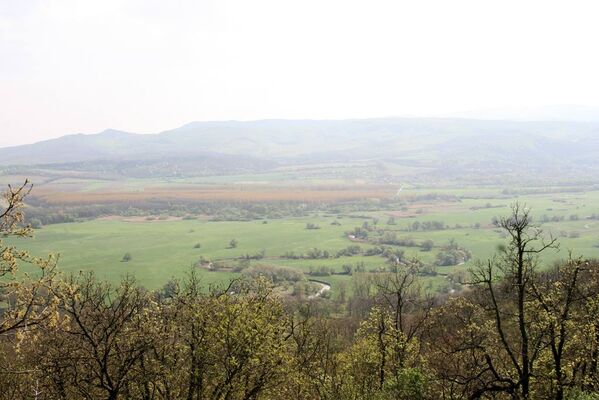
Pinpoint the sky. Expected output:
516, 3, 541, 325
1, 0, 599, 147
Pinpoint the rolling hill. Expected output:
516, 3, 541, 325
2, 118, 599, 183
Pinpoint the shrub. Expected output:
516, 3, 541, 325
342, 264, 353, 275
421, 240, 434, 251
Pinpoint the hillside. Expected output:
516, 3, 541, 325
2, 118, 599, 183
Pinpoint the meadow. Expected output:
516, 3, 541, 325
11, 185, 599, 297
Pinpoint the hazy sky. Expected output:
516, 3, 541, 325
1, 0, 599, 147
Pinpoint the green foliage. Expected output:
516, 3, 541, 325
421, 239, 434, 251
242, 264, 304, 283
308, 265, 332, 276
3, 200, 599, 399
434, 239, 470, 266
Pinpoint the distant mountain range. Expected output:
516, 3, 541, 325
443, 104, 599, 122
2, 117, 599, 183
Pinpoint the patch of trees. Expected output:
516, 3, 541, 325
23, 197, 326, 225
281, 244, 411, 263
300, 244, 407, 264
347, 226, 369, 240
502, 186, 588, 195
336, 245, 362, 257
421, 239, 434, 251
403, 193, 460, 203
282, 250, 303, 260
308, 266, 333, 276
282, 245, 364, 260
382, 248, 406, 264
376, 231, 435, 251
306, 248, 330, 259
19, 191, 464, 227
342, 262, 367, 275
377, 231, 417, 246
242, 264, 304, 283
406, 220, 446, 232
469, 202, 506, 210
364, 246, 385, 256
240, 249, 266, 260
434, 239, 471, 266
540, 214, 566, 223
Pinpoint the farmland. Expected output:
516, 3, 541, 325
31, 185, 396, 204
10, 183, 599, 297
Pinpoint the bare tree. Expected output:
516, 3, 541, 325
373, 259, 435, 387
469, 203, 557, 399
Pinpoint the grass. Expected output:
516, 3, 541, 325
10, 216, 369, 289
8, 188, 599, 295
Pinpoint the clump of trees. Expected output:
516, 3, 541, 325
421, 239, 434, 251
377, 231, 418, 247
306, 248, 330, 259
407, 220, 446, 232
376, 232, 434, 251
347, 226, 369, 240
540, 214, 566, 223
336, 245, 362, 257
242, 264, 304, 283
308, 266, 333, 276
240, 249, 266, 260
434, 239, 471, 266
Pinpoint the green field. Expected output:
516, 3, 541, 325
10, 188, 599, 296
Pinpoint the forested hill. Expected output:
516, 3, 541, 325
2, 118, 599, 181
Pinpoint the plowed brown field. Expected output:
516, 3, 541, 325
32, 187, 395, 204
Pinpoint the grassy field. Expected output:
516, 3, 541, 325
9, 188, 599, 296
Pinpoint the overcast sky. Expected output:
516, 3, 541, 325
1, 0, 599, 147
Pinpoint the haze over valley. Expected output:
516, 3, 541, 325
4, 114, 599, 187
